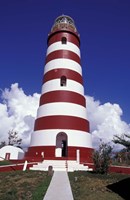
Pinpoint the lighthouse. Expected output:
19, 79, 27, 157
26, 15, 93, 163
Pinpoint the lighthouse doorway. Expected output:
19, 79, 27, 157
55, 132, 68, 157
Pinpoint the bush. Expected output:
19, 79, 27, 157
93, 142, 112, 174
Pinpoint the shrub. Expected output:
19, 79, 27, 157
93, 142, 112, 174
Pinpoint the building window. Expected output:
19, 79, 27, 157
61, 37, 67, 44
60, 76, 67, 86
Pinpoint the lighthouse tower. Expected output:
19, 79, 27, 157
26, 15, 93, 163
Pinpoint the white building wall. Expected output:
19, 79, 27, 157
37, 102, 87, 119
30, 130, 92, 148
46, 41, 81, 57
44, 59, 82, 75
0, 146, 24, 160
41, 79, 84, 95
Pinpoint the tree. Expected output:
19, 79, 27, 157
0, 130, 22, 148
113, 134, 130, 151
8, 130, 22, 147
93, 142, 113, 174
0, 141, 6, 149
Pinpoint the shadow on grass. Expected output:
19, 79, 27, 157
107, 177, 130, 200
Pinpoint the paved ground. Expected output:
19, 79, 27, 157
43, 171, 74, 200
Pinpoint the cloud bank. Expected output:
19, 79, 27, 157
0, 83, 130, 151
0, 83, 40, 148
86, 96, 130, 151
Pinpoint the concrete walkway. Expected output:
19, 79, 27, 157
43, 171, 74, 200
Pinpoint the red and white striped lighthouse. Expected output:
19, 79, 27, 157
26, 15, 93, 163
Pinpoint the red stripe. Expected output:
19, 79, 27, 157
34, 116, 90, 132
48, 32, 80, 47
43, 69, 83, 84
25, 146, 93, 163
45, 50, 80, 64
39, 91, 86, 107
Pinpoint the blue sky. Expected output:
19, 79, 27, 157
0, 0, 130, 124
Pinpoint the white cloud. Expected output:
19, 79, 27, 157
0, 83, 130, 152
86, 95, 130, 151
0, 83, 40, 148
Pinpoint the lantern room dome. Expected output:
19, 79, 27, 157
50, 15, 79, 36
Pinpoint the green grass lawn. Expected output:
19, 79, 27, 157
0, 170, 52, 200
1, 169, 130, 200
0, 160, 12, 165
69, 171, 130, 200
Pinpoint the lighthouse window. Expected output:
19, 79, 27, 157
61, 37, 67, 44
60, 76, 67, 86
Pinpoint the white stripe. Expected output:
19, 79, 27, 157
46, 41, 80, 57
30, 129, 92, 148
37, 102, 87, 119
44, 59, 82, 75
41, 79, 84, 95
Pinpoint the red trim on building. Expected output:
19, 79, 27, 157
43, 68, 83, 84
34, 116, 90, 132
0, 163, 37, 172
109, 165, 130, 174
39, 91, 86, 107
25, 146, 93, 163
48, 32, 80, 47
84, 163, 130, 175
45, 50, 80, 64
